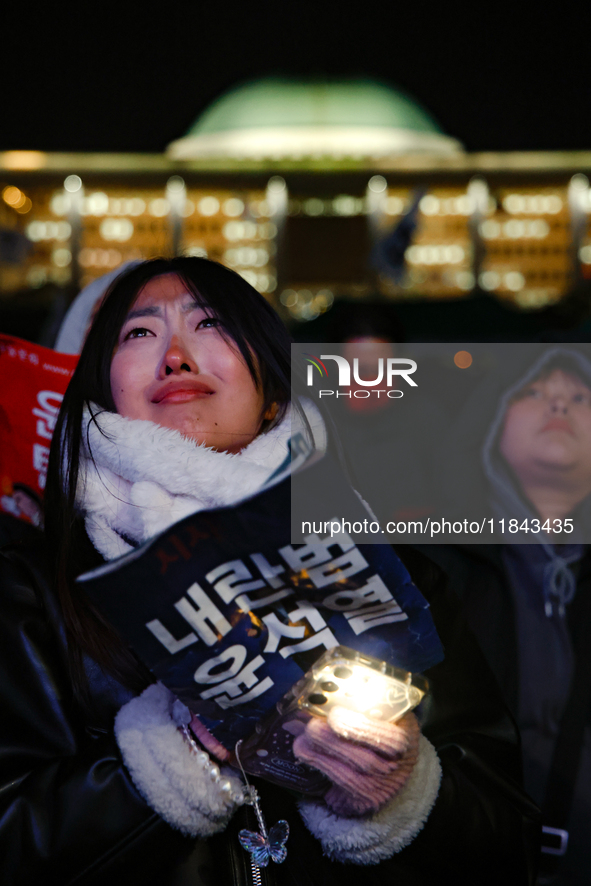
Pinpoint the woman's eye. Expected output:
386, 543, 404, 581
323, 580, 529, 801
196, 317, 221, 330
124, 327, 153, 340
573, 392, 591, 405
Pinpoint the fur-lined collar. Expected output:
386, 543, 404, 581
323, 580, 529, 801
76, 404, 297, 561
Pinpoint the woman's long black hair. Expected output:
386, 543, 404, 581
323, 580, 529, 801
44, 257, 295, 705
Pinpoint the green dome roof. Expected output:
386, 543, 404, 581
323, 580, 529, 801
188, 77, 443, 136
167, 76, 462, 163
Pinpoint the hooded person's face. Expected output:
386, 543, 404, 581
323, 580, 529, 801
499, 368, 591, 493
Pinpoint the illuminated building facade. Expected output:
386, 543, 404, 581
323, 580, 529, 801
2, 77, 591, 326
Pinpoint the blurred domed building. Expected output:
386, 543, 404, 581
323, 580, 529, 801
1, 75, 590, 330
166, 77, 461, 162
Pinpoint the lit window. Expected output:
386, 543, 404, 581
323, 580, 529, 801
198, 196, 220, 216
223, 198, 245, 217
505, 271, 525, 291
149, 199, 170, 218
419, 195, 439, 215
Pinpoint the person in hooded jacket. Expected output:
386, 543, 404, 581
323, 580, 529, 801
415, 345, 591, 886
0, 258, 539, 885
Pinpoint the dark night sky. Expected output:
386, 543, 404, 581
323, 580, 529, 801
2, 1, 590, 155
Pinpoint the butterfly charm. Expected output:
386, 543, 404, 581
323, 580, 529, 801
238, 820, 289, 867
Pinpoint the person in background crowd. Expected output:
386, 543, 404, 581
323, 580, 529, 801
320, 300, 447, 523
417, 347, 591, 886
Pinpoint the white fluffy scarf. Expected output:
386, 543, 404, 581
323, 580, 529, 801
76, 404, 303, 561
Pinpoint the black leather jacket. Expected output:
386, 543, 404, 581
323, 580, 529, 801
0, 540, 539, 886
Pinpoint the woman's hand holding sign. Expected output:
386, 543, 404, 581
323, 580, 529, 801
293, 707, 420, 816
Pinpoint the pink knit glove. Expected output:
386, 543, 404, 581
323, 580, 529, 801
189, 714, 231, 763
293, 707, 420, 816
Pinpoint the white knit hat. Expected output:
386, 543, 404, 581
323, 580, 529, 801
54, 261, 141, 354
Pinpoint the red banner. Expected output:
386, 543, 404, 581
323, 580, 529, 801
0, 335, 78, 525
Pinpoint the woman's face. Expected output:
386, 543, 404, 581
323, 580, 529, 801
110, 273, 266, 452
499, 368, 591, 488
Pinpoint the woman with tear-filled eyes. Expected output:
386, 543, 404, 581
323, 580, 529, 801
0, 256, 539, 885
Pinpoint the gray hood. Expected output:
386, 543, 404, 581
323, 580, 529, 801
482, 346, 591, 535
481, 347, 591, 616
